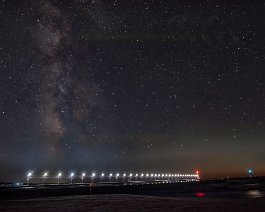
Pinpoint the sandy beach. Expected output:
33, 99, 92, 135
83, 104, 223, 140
1, 194, 265, 212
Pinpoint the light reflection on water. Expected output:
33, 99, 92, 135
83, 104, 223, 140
246, 190, 264, 198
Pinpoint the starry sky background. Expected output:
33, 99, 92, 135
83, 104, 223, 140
1, 0, 265, 181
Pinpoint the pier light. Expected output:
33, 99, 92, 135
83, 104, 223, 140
109, 173, 113, 182
27, 171, 33, 178
129, 173, 133, 177
43, 172, 48, 182
70, 172, 74, 184
101, 173, 105, 177
146, 174, 149, 177
151, 174, 153, 177
115, 173, 119, 181
26, 171, 33, 184
90, 173, 96, 183
248, 169, 253, 177
123, 173, 126, 177
81, 173, 86, 183
57, 172, 62, 184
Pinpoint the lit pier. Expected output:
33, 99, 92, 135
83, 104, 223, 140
24, 170, 200, 184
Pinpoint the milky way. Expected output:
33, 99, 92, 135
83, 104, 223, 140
32, 1, 113, 169
35, 0, 69, 143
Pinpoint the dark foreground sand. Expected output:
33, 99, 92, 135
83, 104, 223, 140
0, 194, 265, 212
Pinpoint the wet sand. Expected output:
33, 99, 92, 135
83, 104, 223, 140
1, 194, 265, 212
1, 179, 265, 211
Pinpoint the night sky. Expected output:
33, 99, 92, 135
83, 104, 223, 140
1, 0, 265, 181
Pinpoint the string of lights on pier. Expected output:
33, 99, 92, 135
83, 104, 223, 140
26, 171, 200, 184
